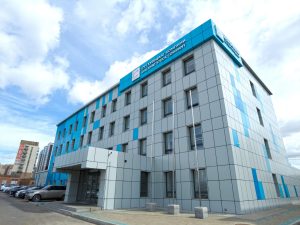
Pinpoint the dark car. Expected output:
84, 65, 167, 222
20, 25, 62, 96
16, 186, 43, 199
9, 186, 25, 197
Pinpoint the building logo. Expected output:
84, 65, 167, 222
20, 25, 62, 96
214, 25, 240, 58
132, 67, 140, 81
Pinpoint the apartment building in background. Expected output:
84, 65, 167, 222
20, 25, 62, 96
0, 164, 13, 176
41, 19, 299, 214
35, 143, 54, 186
11, 140, 39, 178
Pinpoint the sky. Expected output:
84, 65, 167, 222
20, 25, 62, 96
0, 0, 299, 168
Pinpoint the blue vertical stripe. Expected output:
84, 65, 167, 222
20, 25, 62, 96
116, 144, 122, 152
251, 168, 265, 200
232, 129, 240, 148
230, 73, 250, 137
102, 95, 106, 106
281, 176, 290, 198
96, 98, 100, 109
133, 128, 139, 140
109, 90, 113, 102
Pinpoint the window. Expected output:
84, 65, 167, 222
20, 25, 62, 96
184, 56, 195, 75
165, 171, 176, 198
192, 169, 208, 199
272, 174, 280, 197
163, 97, 172, 117
140, 108, 147, 125
71, 139, 75, 151
189, 124, 203, 150
98, 126, 104, 140
57, 131, 61, 140
109, 121, 115, 136
141, 82, 148, 98
101, 105, 107, 118
122, 143, 128, 152
58, 144, 63, 156
83, 116, 87, 127
140, 171, 149, 197
186, 87, 199, 108
62, 128, 66, 138
139, 138, 147, 156
164, 131, 173, 154
256, 108, 264, 126
107, 147, 113, 150
125, 91, 131, 105
79, 135, 84, 148
111, 99, 117, 112
162, 68, 171, 86
65, 141, 69, 153
74, 121, 78, 131
264, 138, 272, 159
54, 146, 58, 156
123, 115, 130, 131
69, 124, 73, 134
250, 81, 257, 97
87, 131, 92, 145
90, 111, 95, 123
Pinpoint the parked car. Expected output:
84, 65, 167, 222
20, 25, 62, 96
26, 185, 66, 202
3, 185, 17, 193
0, 184, 6, 191
9, 186, 27, 197
16, 186, 43, 199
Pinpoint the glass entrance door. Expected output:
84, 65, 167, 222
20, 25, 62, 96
77, 170, 100, 204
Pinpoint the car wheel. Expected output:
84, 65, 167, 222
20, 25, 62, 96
32, 194, 41, 202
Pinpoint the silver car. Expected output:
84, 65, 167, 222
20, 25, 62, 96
26, 185, 66, 202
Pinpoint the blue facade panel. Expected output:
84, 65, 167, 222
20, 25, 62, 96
102, 95, 106, 106
116, 144, 122, 152
232, 129, 240, 148
109, 90, 113, 102
96, 98, 100, 109
133, 128, 139, 140
252, 168, 265, 200
93, 120, 100, 130
281, 175, 290, 198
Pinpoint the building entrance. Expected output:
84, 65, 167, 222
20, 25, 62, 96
76, 170, 100, 205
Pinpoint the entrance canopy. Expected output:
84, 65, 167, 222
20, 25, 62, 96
53, 147, 117, 172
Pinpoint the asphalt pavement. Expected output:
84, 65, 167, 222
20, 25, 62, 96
0, 192, 93, 225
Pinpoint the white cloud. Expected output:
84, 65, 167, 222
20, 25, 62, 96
0, 0, 69, 105
116, 0, 158, 36
0, 104, 56, 164
68, 49, 161, 104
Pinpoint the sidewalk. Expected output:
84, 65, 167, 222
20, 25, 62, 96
36, 201, 300, 225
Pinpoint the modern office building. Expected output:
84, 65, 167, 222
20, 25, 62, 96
11, 140, 39, 178
35, 143, 54, 186
49, 19, 300, 214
